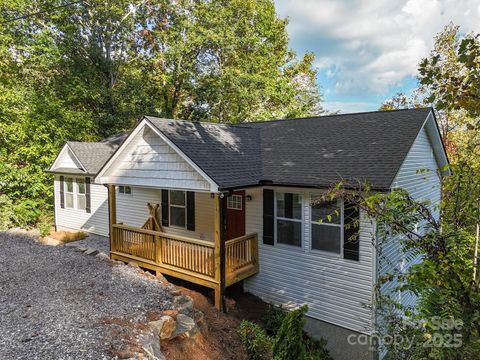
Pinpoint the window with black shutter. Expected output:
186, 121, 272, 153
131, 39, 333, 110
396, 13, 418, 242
161, 190, 195, 230
263, 189, 274, 245
309, 196, 360, 260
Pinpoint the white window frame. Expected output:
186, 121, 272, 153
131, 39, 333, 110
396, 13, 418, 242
274, 191, 304, 248
169, 190, 187, 228
309, 196, 344, 257
76, 178, 86, 211
64, 177, 74, 209
227, 194, 242, 210
118, 185, 132, 195
63, 177, 86, 210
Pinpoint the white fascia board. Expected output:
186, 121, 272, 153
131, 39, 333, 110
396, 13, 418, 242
50, 144, 87, 172
425, 111, 451, 176
96, 118, 220, 193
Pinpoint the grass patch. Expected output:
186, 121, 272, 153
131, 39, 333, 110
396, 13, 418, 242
49, 230, 88, 243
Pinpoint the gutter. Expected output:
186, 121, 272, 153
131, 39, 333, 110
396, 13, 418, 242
44, 169, 96, 177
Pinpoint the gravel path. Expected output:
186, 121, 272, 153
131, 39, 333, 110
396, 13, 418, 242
0, 232, 175, 360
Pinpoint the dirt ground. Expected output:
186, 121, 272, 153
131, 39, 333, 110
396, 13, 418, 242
161, 277, 269, 360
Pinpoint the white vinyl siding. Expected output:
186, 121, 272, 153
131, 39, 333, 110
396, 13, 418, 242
244, 186, 376, 335
100, 126, 211, 191
54, 175, 109, 236
116, 187, 215, 241
378, 125, 442, 308
55, 179, 216, 241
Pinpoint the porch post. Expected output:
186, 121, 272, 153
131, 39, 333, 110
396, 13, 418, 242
214, 193, 226, 311
108, 184, 116, 256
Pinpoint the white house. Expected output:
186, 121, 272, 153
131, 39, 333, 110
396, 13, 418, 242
47, 108, 449, 360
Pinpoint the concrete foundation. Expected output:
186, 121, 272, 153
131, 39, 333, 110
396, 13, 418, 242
304, 316, 377, 360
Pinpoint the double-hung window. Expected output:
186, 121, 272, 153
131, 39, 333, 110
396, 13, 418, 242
65, 177, 74, 208
275, 192, 302, 247
311, 198, 343, 254
76, 178, 86, 210
169, 190, 186, 227
64, 177, 86, 210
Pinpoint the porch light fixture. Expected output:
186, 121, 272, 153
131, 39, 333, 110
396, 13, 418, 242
246, 195, 252, 201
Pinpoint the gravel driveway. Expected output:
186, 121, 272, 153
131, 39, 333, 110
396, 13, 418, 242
0, 232, 175, 359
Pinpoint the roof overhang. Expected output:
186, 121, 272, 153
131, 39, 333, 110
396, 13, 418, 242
95, 117, 220, 193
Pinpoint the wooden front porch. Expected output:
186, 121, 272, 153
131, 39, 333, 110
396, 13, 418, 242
107, 185, 259, 310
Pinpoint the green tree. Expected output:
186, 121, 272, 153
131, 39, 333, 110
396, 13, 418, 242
0, 0, 323, 227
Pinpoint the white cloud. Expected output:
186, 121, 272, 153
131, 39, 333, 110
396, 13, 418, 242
275, 0, 480, 97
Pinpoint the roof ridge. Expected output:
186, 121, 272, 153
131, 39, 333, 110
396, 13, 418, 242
235, 107, 432, 125
144, 115, 255, 129
146, 107, 432, 127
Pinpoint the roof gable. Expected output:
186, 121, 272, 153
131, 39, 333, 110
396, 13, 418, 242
96, 119, 219, 192
49, 144, 87, 173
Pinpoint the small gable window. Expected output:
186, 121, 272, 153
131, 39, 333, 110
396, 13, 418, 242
275, 192, 302, 247
170, 190, 186, 227
119, 185, 132, 195
311, 198, 342, 254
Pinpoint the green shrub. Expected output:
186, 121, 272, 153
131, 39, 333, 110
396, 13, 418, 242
37, 212, 54, 237
12, 199, 41, 228
0, 195, 15, 230
238, 320, 272, 360
304, 337, 333, 360
272, 305, 308, 360
264, 303, 287, 336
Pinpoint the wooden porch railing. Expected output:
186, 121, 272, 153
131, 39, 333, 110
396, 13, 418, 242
160, 234, 216, 278
110, 224, 258, 290
225, 233, 258, 274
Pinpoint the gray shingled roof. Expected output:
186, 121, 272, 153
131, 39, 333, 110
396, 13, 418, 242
52, 108, 435, 190
145, 117, 262, 188
146, 108, 432, 190
249, 108, 432, 190
50, 132, 129, 175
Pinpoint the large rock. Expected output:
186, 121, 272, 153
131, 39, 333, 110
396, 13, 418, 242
171, 314, 198, 339
139, 332, 165, 360
149, 316, 177, 340
172, 295, 194, 315
38, 236, 62, 246
163, 309, 179, 319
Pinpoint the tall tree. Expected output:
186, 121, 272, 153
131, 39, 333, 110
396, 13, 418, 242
0, 0, 323, 227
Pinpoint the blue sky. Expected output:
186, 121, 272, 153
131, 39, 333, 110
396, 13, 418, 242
274, 0, 480, 113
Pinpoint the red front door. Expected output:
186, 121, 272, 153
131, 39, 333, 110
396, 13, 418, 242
225, 191, 246, 240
